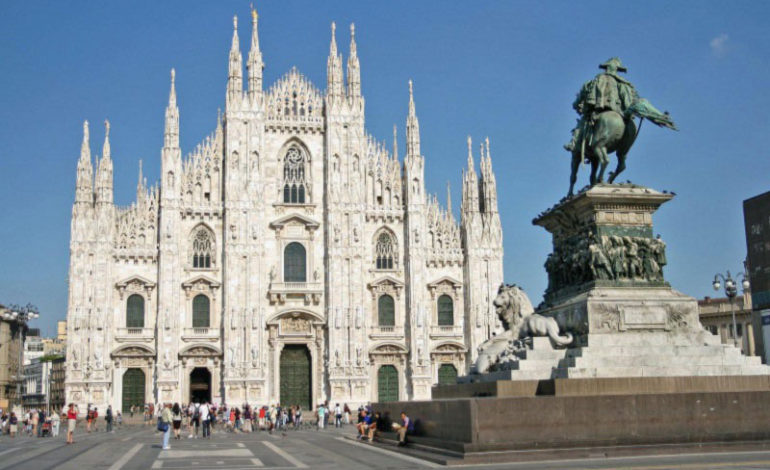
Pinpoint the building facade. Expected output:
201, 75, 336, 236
698, 294, 756, 356
0, 305, 26, 411
744, 191, 770, 363
65, 12, 504, 412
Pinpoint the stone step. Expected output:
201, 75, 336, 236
518, 349, 568, 361
565, 364, 765, 379
585, 332, 722, 347
574, 345, 740, 357
569, 354, 756, 369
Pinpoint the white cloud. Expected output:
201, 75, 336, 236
710, 33, 729, 57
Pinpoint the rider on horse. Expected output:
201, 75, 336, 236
564, 58, 638, 154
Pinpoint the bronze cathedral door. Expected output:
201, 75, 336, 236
280, 345, 311, 410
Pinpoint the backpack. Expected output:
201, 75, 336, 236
193, 404, 201, 420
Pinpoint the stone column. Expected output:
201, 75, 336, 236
747, 322, 756, 356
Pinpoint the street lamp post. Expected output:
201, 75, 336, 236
712, 271, 750, 349
2, 303, 40, 411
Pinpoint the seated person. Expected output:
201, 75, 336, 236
356, 411, 374, 440
391, 411, 413, 446
366, 412, 382, 441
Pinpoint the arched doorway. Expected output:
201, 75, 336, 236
437, 364, 458, 386
122, 368, 146, 413
280, 345, 311, 410
190, 367, 212, 403
377, 365, 399, 402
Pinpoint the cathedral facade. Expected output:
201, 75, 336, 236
65, 11, 503, 412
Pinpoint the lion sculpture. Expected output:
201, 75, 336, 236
473, 284, 573, 374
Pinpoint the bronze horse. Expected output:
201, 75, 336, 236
567, 100, 677, 196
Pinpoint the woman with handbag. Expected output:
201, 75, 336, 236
159, 403, 172, 450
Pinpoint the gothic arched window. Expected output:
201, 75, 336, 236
126, 294, 145, 328
375, 230, 397, 270
191, 227, 214, 269
284, 242, 307, 282
282, 147, 308, 204
192, 294, 210, 328
378, 294, 395, 327
437, 295, 454, 326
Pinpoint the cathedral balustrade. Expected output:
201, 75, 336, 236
369, 325, 405, 339
181, 327, 220, 342
114, 327, 154, 342
268, 281, 323, 305
428, 325, 464, 339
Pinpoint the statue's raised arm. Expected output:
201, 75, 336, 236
566, 58, 677, 196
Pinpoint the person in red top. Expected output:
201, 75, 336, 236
66, 403, 78, 444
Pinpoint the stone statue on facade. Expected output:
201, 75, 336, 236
566, 58, 677, 196
472, 284, 573, 374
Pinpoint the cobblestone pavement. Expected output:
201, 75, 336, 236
2, 424, 770, 470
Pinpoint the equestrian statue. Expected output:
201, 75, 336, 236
565, 58, 677, 196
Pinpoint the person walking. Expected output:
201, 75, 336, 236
66, 404, 78, 444
334, 403, 342, 428
160, 403, 172, 450
343, 403, 351, 425
116, 411, 123, 428
200, 402, 211, 439
172, 403, 182, 439
317, 403, 325, 430
51, 410, 60, 437
9, 412, 18, 438
105, 405, 114, 433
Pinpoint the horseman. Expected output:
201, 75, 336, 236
564, 58, 638, 153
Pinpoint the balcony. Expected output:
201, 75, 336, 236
268, 281, 323, 305
115, 327, 154, 343
369, 325, 405, 339
429, 325, 464, 339
181, 327, 220, 342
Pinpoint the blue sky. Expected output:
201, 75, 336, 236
1, 1, 769, 336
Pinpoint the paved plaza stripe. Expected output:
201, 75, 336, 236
0, 449, 20, 457
262, 441, 308, 468
107, 443, 143, 470
158, 448, 253, 459
236, 442, 245, 447
334, 437, 441, 468
250, 457, 264, 467
151, 460, 163, 468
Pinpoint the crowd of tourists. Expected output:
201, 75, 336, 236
0, 403, 121, 442
154, 400, 356, 449
1, 401, 414, 450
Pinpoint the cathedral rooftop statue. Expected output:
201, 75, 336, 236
566, 58, 677, 196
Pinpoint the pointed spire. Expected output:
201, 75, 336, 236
347, 23, 360, 97
446, 181, 452, 215
136, 159, 146, 201
327, 22, 344, 98
95, 120, 113, 205
75, 120, 93, 204
102, 119, 111, 160
392, 125, 398, 161
466, 135, 475, 173
480, 137, 498, 214
227, 15, 243, 108
406, 80, 420, 157
164, 69, 179, 149
247, 4, 263, 99
80, 120, 91, 163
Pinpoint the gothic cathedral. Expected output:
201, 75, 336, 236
65, 11, 503, 411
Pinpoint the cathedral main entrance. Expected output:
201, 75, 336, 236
280, 345, 311, 410
377, 365, 399, 402
122, 368, 146, 413
190, 367, 212, 403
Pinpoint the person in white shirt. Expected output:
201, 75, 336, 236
334, 404, 342, 428
199, 402, 211, 439
51, 411, 61, 437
